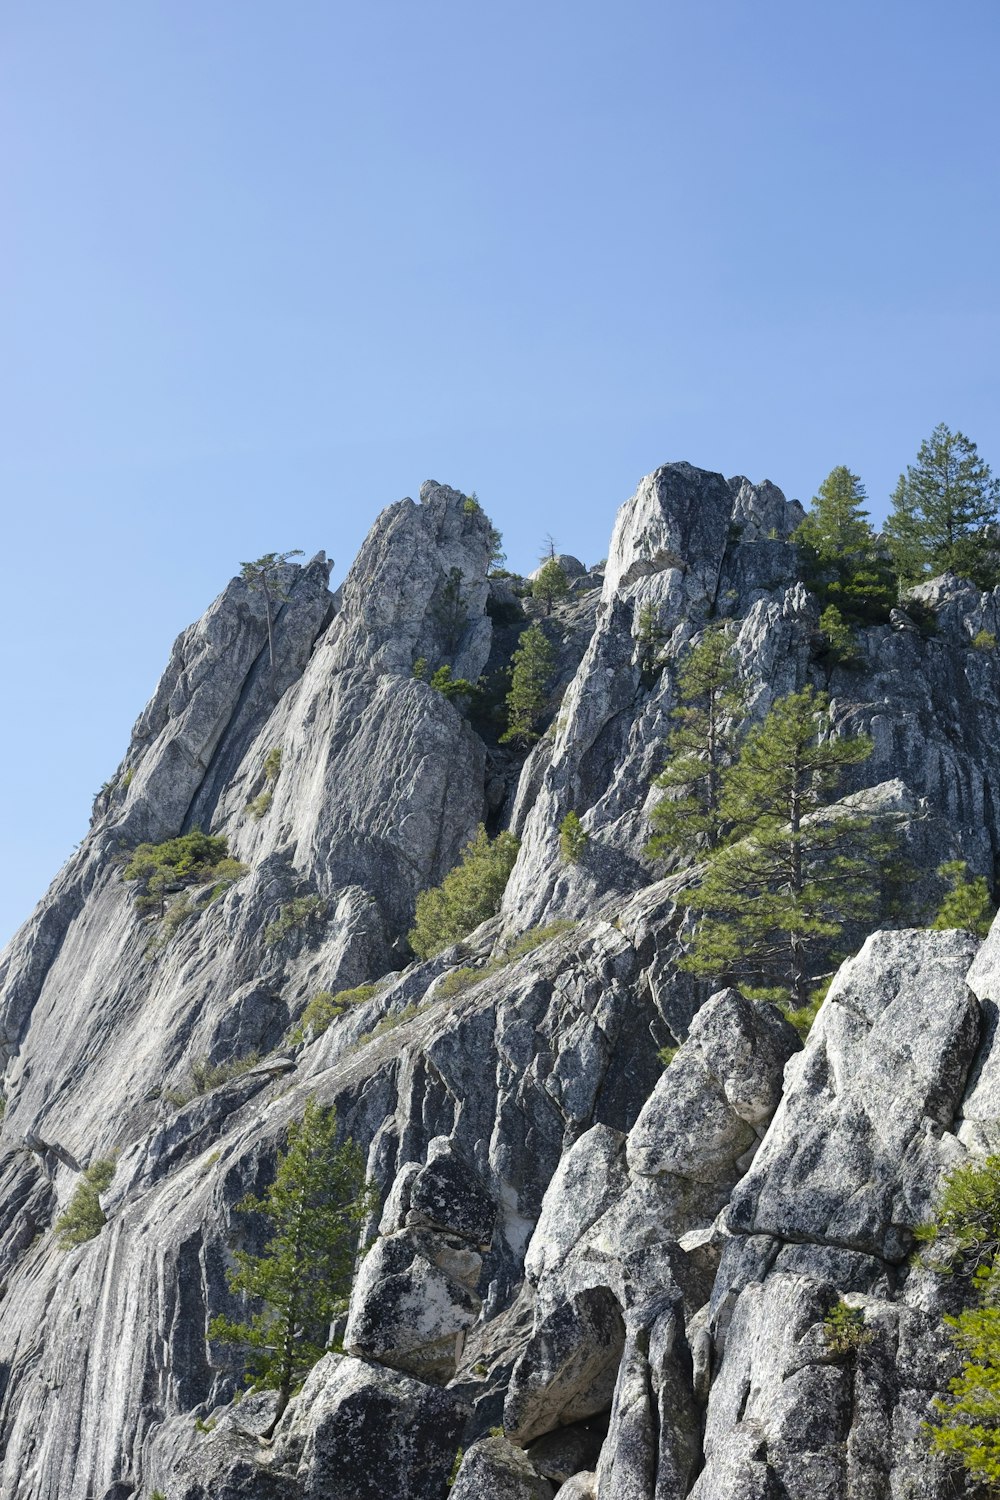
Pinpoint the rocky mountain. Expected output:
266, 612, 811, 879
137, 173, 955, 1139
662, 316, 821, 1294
2, 465, 1000, 1499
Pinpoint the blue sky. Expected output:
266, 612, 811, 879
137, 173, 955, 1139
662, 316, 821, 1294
1, 0, 998, 943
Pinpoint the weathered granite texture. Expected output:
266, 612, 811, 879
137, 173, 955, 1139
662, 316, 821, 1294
2, 463, 1000, 1498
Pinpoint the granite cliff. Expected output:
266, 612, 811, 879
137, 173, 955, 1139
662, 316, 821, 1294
2, 466, 1000, 1498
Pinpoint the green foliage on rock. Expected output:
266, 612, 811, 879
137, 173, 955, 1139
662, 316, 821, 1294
240, 550, 305, 690
285, 985, 377, 1047
533, 556, 570, 615
559, 810, 589, 864
919, 1155, 1000, 1485
263, 895, 327, 948
408, 825, 521, 959
162, 1052, 261, 1109
124, 831, 243, 920
932, 861, 996, 939
247, 790, 273, 820
681, 685, 886, 1010
635, 602, 667, 684
209, 1097, 377, 1424
823, 1300, 872, 1357
646, 625, 747, 860
793, 465, 897, 623
973, 629, 998, 652
429, 663, 480, 707
54, 1158, 117, 1249
885, 424, 1000, 588
818, 604, 859, 666
501, 622, 555, 747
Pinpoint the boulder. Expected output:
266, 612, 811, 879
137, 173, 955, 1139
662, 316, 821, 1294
450, 1435, 555, 1500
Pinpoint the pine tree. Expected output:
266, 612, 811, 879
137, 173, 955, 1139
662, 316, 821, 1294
635, 602, 668, 685
932, 861, 996, 939
645, 626, 747, 859
501, 622, 555, 746
408, 825, 521, 958
793, 466, 896, 623
533, 557, 570, 615
885, 424, 1000, 587
682, 686, 884, 1011
209, 1097, 376, 1428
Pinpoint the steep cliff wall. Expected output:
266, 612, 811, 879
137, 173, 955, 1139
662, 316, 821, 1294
1, 465, 999, 1499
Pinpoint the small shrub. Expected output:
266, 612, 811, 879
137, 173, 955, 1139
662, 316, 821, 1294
447, 1448, 464, 1489
122, 767, 134, 789
972, 629, 997, 651
436, 967, 481, 998
783, 992, 823, 1040
54, 1158, 117, 1248
125, 831, 243, 920
264, 895, 327, 948
657, 1044, 679, 1067
823, 1299, 872, 1356
488, 1425, 505, 1438
932, 860, 996, 939
263, 746, 283, 781
412, 657, 428, 681
914, 1153, 1000, 1274
408, 826, 520, 959
151, 1492, 168, 1500
248, 790, 273, 820
559, 810, 589, 864
194, 1416, 216, 1433
463, 496, 479, 513
163, 1052, 261, 1109
285, 985, 377, 1046
434, 922, 578, 999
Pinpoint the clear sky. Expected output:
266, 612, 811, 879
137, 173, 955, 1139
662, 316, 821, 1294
1, 0, 998, 944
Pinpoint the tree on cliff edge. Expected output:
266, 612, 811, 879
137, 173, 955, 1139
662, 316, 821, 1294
209, 1097, 376, 1429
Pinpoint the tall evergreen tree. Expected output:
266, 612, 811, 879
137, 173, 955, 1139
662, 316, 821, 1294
646, 626, 747, 859
209, 1097, 376, 1429
682, 686, 885, 1011
885, 424, 1000, 587
501, 622, 555, 746
793, 467, 896, 622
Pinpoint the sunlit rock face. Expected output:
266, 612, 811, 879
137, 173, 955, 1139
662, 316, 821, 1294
2, 463, 1000, 1498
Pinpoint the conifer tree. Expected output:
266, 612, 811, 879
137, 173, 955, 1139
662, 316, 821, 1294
501, 622, 555, 746
793, 467, 896, 623
533, 557, 570, 615
209, 1097, 376, 1428
885, 424, 1000, 587
635, 602, 667, 685
645, 626, 747, 859
682, 686, 884, 1011
932, 861, 996, 939
408, 825, 521, 958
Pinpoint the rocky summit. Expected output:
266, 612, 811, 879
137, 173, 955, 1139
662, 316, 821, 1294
3, 465, 1000, 1499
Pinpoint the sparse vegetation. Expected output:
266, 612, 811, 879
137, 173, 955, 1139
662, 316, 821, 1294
932, 861, 996, 939
356, 1003, 428, 1045
248, 789, 273, 820
54, 1157, 117, 1249
919, 1154, 1000, 1484
657, 1044, 679, 1067
635, 602, 667, 684
973, 629, 998, 651
433, 921, 579, 999
408, 826, 520, 959
240, 551, 305, 691
124, 831, 242, 918
559, 810, 589, 864
823, 1300, 872, 1357
285, 985, 378, 1047
162, 1052, 262, 1109
264, 895, 327, 948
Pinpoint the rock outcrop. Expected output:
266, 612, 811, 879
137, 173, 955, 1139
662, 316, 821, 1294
2, 463, 1000, 1498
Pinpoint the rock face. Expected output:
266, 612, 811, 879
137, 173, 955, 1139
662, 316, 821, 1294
2, 462, 1000, 1498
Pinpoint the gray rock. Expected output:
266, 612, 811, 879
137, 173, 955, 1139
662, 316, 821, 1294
627, 989, 798, 1182
450, 1435, 555, 1500
504, 1287, 626, 1444
728, 929, 980, 1260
